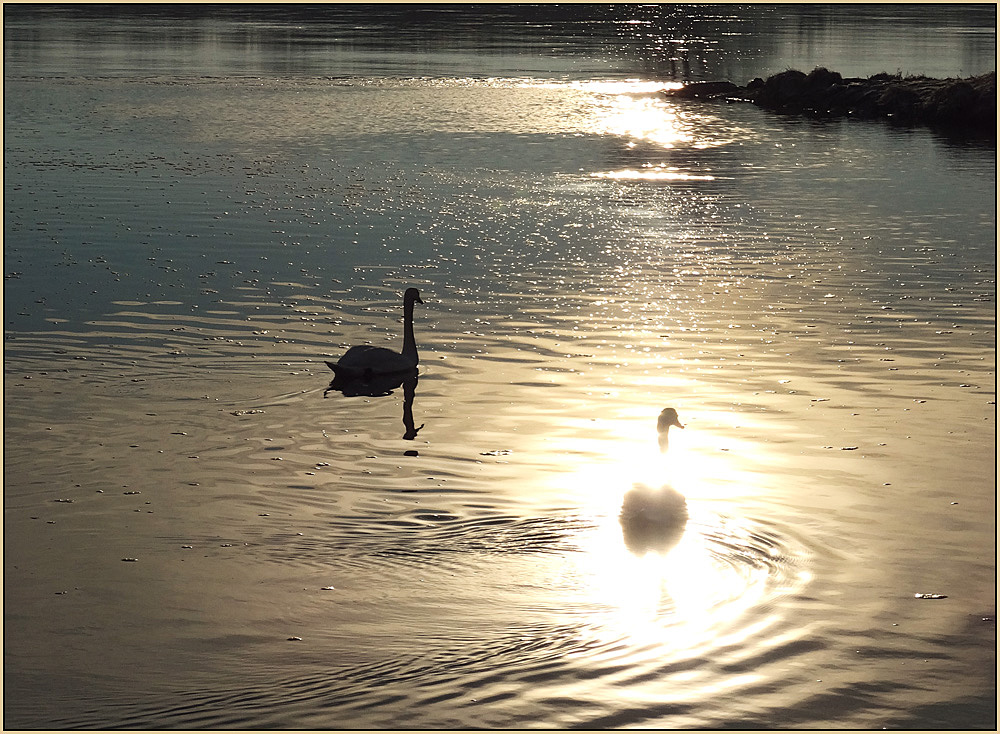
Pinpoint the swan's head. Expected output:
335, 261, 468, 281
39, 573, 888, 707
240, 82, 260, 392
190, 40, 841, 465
404, 288, 423, 306
657, 407, 684, 433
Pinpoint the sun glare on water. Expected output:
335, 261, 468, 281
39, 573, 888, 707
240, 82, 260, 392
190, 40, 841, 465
586, 89, 696, 149
544, 412, 791, 655
590, 166, 716, 181
568, 500, 777, 655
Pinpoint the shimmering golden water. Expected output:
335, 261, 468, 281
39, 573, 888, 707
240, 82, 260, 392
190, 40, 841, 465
4, 6, 995, 730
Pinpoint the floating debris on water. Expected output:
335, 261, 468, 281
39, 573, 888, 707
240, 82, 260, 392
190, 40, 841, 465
321, 586, 336, 591
231, 409, 265, 416
121, 557, 138, 562
914, 593, 948, 600
480, 449, 512, 456
52, 498, 74, 503
404, 450, 419, 457
287, 636, 302, 641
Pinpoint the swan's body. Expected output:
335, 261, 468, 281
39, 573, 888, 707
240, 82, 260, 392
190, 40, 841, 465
620, 482, 688, 526
326, 288, 422, 381
329, 344, 414, 377
620, 408, 687, 553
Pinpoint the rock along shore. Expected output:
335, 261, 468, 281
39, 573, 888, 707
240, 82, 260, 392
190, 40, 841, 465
665, 67, 996, 134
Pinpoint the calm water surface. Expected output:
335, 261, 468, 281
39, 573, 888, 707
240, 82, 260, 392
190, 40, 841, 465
4, 6, 996, 730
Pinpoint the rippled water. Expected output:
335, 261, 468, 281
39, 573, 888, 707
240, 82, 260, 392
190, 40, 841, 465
4, 6, 996, 730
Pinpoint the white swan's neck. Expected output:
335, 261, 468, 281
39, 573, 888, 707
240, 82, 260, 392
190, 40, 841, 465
657, 425, 671, 453
402, 296, 418, 365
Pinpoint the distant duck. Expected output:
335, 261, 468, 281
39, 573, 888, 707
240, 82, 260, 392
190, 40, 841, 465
620, 408, 687, 554
325, 288, 423, 382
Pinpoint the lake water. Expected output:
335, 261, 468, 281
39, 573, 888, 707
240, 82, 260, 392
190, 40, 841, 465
4, 5, 996, 730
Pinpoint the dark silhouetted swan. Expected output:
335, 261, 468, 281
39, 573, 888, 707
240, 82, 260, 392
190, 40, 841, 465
325, 288, 423, 382
620, 408, 687, 554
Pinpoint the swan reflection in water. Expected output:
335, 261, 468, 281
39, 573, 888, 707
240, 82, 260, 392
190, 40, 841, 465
322, 287, 425, 440
619, 407, 688, 555
324, 371, 423, 440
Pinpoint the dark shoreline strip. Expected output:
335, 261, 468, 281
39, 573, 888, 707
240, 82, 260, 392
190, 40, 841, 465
665, 68, 996, 134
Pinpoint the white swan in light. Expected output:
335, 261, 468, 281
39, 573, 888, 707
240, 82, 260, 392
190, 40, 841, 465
325, 288, 423, 381
620, 408, 687, 553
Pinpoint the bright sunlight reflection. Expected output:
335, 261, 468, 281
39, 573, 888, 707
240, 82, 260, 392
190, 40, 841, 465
595, 92, 695, 148
528, 78, 735, 153
549, 412, 791, 654
591, 166, 715, 181
575, 514, 778, 654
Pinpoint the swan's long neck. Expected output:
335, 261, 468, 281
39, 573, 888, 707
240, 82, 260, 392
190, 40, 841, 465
402, 297, 418, 365
658, 427, 671, 454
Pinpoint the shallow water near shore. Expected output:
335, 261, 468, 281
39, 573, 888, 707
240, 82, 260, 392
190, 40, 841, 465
4, 6, 996, 730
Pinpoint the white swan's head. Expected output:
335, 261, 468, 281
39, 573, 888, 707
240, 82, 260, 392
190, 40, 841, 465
657, 407, 684, 433
656, 407, 683, 453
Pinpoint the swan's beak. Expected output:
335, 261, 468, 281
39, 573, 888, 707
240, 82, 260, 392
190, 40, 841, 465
416, 295, 424, 304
